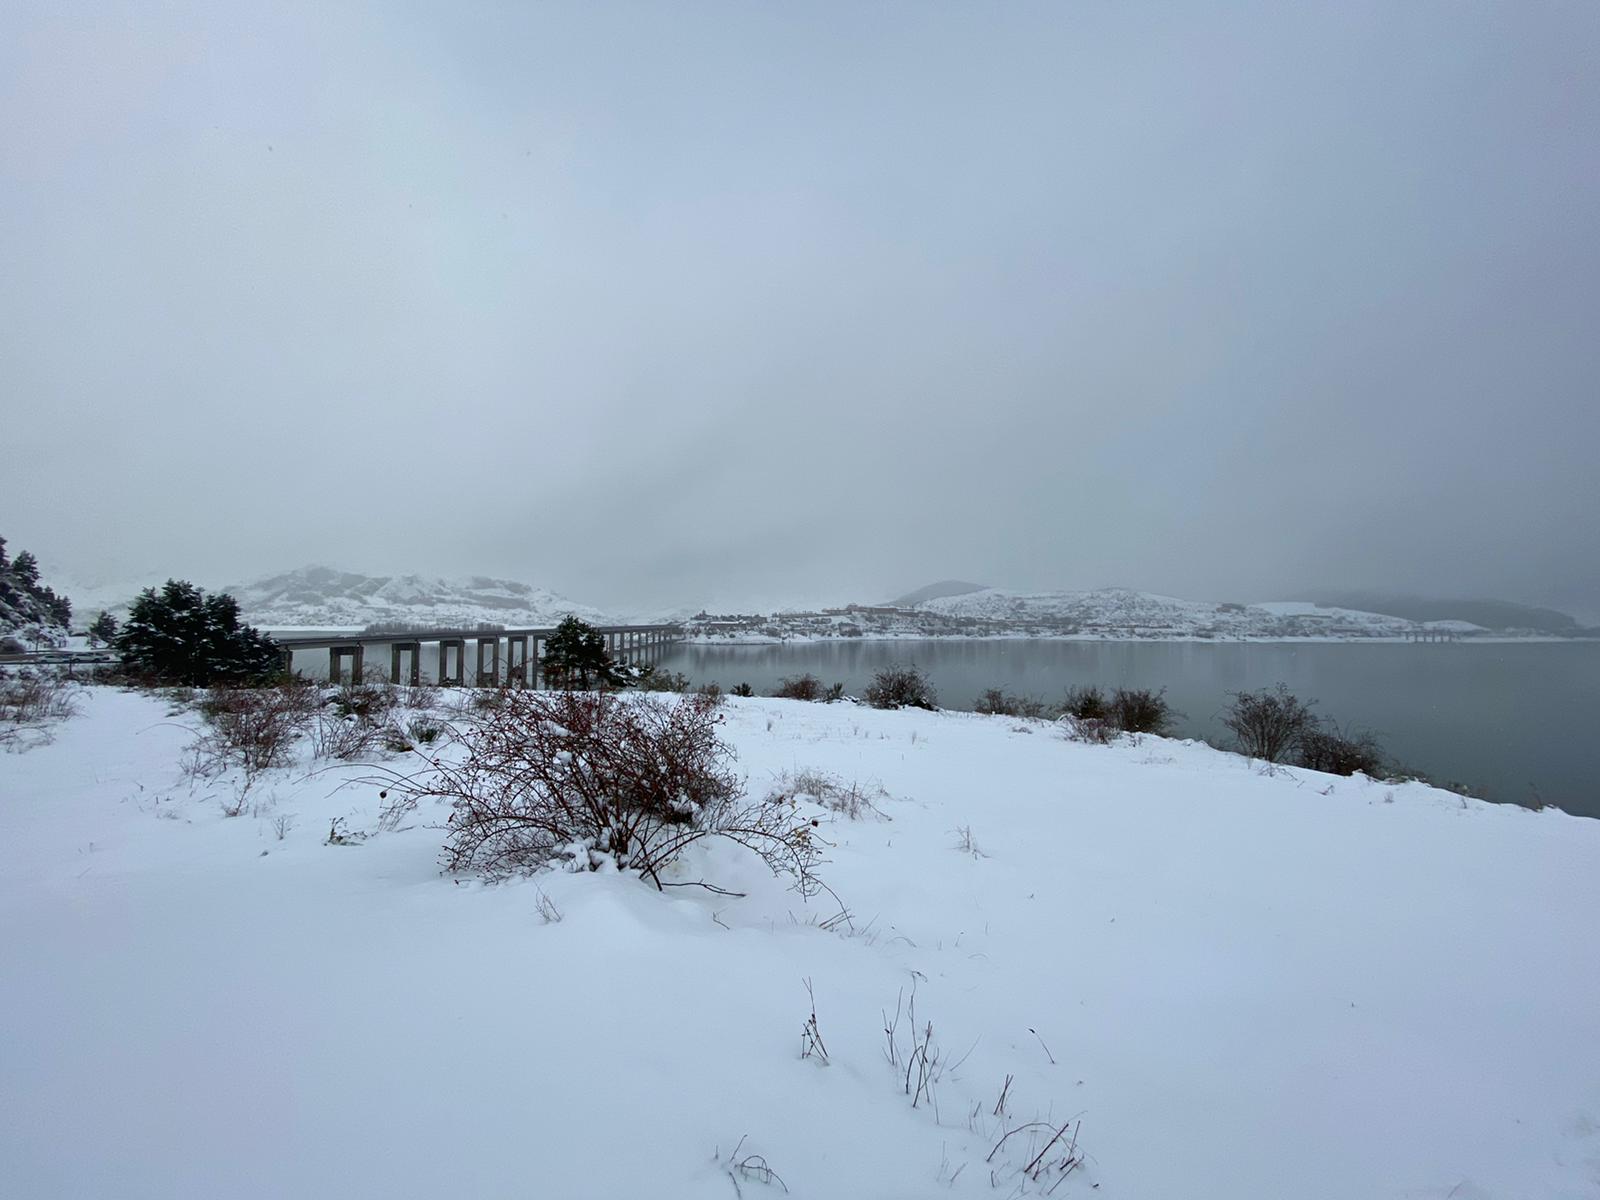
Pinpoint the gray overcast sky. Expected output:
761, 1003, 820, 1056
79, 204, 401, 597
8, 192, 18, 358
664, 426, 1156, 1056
3, 1, 1597, 617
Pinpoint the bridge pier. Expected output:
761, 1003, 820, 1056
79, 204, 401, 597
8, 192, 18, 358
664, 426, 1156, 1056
476, 637, 500, 687
505, 635, 529, 686
329, 644, 363, 685
439, 638, 466, 686
390, 642, 422, 687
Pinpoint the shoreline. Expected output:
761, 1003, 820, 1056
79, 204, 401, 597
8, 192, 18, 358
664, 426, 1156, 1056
679, 632, 1590, 647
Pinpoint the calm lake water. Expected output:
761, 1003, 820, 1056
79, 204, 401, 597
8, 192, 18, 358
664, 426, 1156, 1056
657, 639, 1600, 819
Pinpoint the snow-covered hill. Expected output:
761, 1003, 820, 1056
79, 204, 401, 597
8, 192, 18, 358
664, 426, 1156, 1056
225, 566, 612, 629
915, 586, 1451, 638
2, 689, 1596, 1197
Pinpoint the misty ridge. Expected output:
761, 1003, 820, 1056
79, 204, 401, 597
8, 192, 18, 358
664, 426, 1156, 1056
38, 564, 1599, 640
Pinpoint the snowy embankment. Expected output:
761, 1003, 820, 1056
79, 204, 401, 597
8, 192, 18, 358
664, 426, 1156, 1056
3, 689, 1598, 1199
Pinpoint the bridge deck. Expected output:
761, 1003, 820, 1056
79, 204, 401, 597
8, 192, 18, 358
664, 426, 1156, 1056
268, 624, 681, 650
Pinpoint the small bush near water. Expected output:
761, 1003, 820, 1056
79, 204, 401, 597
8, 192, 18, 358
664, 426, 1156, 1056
1061, 715, 1118, 744
864, 664, 937, 711
774, 673, 825, 701
1221, 684, 1388, 776
1107, 687, 1174, 735
1296, 723, 1386, 777
1052, 684, 1172, 741
637, 666, 692, 693
1221, 684, 1317, 762
975, 688, 1051, 719
1061, 685, 1110, 722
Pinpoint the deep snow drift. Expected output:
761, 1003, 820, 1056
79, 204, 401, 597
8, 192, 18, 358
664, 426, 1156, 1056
2, 688, 1597, 1198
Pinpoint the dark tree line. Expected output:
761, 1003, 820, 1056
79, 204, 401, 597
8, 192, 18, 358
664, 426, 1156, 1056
115, 580, 281, 685
0, 535, 72, 636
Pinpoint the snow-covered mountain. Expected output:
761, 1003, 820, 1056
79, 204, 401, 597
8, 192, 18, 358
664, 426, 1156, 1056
223, 566, 612, 630
914, 586, 1444, 638
688, 586, 1501, 641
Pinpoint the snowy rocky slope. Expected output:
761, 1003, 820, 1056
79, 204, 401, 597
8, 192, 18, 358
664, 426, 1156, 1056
223, 565, 612, 629
917, 586, 1434, 637
688, 587, 1479, 641
2, 688, 1596, 1198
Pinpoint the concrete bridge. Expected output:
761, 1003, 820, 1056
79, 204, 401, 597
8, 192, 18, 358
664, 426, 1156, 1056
271, 624, 684, 687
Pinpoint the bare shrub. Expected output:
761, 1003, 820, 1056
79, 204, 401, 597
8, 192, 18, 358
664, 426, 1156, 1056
767, 769, 887, 820
638, 666, 692, 693
953, 824, 986, 857
304, 680, 410, 762
974, 688, 1049, 719
864, 663, 937, 711
0, 669, 79, 735
373, 691, 824, 891
380, 723, 415, 753
1061, 714, 1117, 744
325, 817, 367, 845
401, 685, 438, 711
310, 708, 386, 761
329, 681, 397, 724
1296, 722, 1386, 776
271, 813, 295, 840
406, 715, 445, 745
190, 682, 318, 776
1061, 684, 1109, 721
773, 673, 824, 701
1222, 684, 1315, 762
1108, 687, 1174, 735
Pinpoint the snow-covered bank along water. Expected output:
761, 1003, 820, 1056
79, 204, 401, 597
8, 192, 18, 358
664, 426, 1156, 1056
2, 688, 1598, 1198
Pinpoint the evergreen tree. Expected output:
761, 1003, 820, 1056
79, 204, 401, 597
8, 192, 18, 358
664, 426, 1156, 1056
0, 538, 70, 638
12, 550, 39, 589
115, 580, 281, 685
540, 615, 630, 690
88, 611, 119, 647
38, 586, 70, 628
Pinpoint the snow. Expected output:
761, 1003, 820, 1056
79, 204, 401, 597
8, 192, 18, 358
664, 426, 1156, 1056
3, 688, 1598, 1198
922, 588, 1424, 638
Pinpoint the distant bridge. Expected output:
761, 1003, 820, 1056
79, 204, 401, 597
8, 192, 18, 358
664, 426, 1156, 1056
271, 624, 685, 686
1405, 627, 1463, 644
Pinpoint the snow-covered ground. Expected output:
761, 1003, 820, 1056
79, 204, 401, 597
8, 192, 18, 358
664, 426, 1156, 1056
3, 688, 1598, 1198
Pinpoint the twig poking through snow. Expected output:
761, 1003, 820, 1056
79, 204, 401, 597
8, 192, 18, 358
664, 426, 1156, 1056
994, 1073, 1014, 1116
533, 887, 563, 924
1028, 1026, 1057, 1065
800, 978, 830, 1065
719, 1135, 789, 1196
